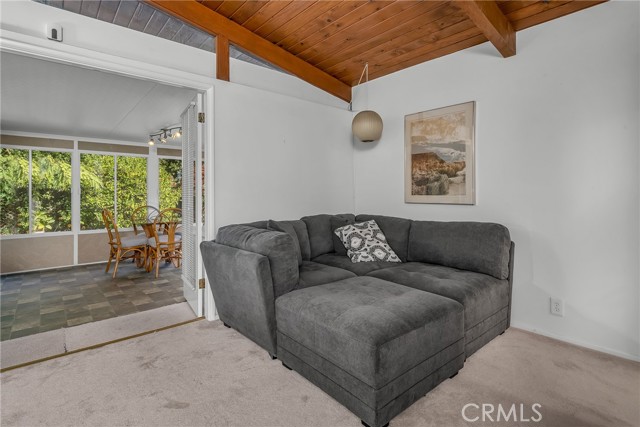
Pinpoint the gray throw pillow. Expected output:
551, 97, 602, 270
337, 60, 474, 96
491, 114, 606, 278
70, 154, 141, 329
334, 220, 401, 263
268, 220, 302, 266
330, 216, 355, 256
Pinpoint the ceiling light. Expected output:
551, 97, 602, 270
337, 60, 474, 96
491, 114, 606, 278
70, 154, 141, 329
352, 63, 383, 143
148, 126, 181, 146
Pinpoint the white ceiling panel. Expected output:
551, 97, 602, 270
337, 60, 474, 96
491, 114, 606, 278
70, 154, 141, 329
0, 52, 197, 144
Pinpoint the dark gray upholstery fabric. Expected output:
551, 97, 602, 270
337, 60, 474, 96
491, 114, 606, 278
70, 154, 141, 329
200, 241, 277, 355
267, 220, 302, 266
288, 220, 312, 262
408, 221, 511, 279
367, 262, 509, 330
241, 220, 268, 229
301, 213, 354, 259
330, 215, 355, 255
312, 253, 399, 276
275, 276, 464, 389
278, 332, 463, 408
297, 261, 356, 289
277, 341, 463, 427
465, 307, 508, 357
216, 225, 298, 297
301, 214, 333, 259
355, 214, 411, 262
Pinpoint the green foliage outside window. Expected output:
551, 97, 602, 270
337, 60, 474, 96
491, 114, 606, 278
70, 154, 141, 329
159, 158, 182, 211
1, 148, 73, 234
80, 154, 115, 230
2, 149, 171, 234
0, 148, 30, 235
80, 154, 147, 230
116, 156, 147, 228
32, 151, 72, 232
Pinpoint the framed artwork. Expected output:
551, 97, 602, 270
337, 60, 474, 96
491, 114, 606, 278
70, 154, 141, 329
404, 101, 476, 205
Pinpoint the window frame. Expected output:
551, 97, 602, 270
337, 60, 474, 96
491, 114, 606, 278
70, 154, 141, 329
1, 144, 74, 238
78, 150, 149, 233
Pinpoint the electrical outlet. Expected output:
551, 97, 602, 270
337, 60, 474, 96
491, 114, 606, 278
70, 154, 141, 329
550, 298, 564, 317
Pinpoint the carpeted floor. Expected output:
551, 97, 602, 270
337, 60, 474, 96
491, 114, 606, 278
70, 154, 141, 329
1, 321, 638, 427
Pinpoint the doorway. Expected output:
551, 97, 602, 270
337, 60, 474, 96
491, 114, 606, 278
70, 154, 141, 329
0, 52, 213, 353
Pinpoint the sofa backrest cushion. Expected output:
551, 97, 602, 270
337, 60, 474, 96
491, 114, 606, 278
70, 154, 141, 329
267, 220, 313, 265
301, 214, 354, 259
408, 221, 511, 280
330, 215, 355, 256
355, 214, 411, 262
216, 225, 299, 297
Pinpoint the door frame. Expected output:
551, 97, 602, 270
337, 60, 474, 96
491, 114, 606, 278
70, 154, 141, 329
1, 29, 218, 320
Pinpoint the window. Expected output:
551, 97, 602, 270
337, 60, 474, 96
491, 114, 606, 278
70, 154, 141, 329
32, 151, 72, 232
116, 156, 147, 227
0, 148, 72, 235
159, 158, 182, 211
80, 154, 147, 230
0, 148, 29, 235
80, 154, 114, 230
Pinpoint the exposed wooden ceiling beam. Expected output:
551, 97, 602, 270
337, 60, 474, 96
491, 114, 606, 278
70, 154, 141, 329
453, 0, 516, 58
145, 0, 352, 102
216, 35, 230, 82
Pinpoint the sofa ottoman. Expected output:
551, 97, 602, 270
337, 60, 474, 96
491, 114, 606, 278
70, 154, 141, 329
275, 276, 465, 427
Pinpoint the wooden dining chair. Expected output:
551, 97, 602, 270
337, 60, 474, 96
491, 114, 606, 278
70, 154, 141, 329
147, 208, 182, 278
131, 205, 160, 236
102, 209, 148, 278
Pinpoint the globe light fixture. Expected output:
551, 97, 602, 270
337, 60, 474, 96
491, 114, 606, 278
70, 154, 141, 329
352, 63, 383, 143
352, 110, 383, 142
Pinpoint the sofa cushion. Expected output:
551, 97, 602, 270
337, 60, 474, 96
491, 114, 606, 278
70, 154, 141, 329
297, 261, 356, 289
216, 225, 298, 298
301, 214, 354, 259
330, 215, 354, 255
275, 276, 464, 389
355, 214, 411, 262
334, 220, 401, 263
268, 220, 302, 265
408, 221, 511, 279
367, 262, 510, 330
312, 253, 400, 276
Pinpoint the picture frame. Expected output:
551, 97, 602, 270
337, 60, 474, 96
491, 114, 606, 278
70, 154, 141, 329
404, 101, 476, 205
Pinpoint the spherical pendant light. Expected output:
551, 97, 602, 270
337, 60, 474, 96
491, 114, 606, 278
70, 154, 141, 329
352, 110, 383, 143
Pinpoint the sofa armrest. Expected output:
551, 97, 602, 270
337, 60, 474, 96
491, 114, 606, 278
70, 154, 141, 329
200, 241, 277, 356
506, 241, 515, 328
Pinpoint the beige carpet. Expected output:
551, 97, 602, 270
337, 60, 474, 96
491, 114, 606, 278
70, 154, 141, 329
1, 321, 638, 427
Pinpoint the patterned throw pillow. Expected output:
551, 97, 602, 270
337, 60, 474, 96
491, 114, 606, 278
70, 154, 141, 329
334, 220, 402, 263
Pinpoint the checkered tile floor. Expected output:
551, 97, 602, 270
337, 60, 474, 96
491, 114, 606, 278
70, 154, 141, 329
0, 262, 185, 341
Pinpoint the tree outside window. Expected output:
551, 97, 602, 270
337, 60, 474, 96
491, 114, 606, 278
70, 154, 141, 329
0, 148, 72, 234
159, 158, 182, 211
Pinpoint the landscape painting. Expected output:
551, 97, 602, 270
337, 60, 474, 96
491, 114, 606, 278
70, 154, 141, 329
404, 101, 475, 204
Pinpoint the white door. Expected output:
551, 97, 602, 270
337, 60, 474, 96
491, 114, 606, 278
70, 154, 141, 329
181, 95, 204, 316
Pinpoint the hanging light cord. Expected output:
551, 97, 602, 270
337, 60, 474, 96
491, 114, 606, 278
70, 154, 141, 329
356, 62, 369, 87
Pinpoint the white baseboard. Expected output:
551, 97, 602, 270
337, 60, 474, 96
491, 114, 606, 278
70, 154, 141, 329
510, 321, 640, 363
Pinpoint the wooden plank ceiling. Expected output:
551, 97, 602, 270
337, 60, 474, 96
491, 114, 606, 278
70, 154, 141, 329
147, 0, 606, 102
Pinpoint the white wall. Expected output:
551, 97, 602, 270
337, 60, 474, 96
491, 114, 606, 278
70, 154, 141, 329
214, 82, 354, 227
353, 2, 640, 360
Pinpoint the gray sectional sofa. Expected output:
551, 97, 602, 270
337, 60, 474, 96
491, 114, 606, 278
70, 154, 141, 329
200, 214, 514, 427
